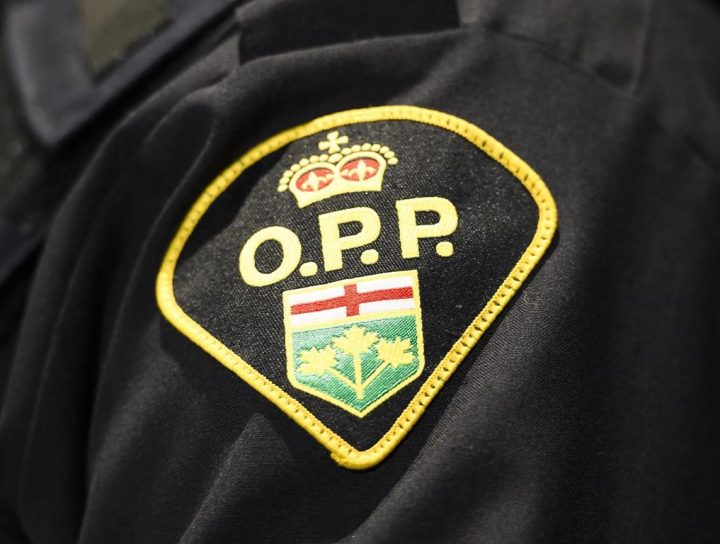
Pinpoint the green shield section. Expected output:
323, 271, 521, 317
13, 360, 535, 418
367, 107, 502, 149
290, 315, 420, 414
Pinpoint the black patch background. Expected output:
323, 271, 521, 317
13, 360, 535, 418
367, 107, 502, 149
174, 120, 537, 450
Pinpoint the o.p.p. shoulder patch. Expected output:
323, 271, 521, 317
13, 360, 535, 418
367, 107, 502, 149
157, 106, 557, 469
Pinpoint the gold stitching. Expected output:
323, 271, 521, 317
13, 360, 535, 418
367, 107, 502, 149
156, 105, 558, 470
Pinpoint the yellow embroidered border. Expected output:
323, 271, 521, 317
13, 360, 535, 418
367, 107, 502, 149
156, 105, 557, 470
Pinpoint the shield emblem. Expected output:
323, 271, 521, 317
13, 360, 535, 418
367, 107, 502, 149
156, 105, 558, 469
284, 270, 424, 417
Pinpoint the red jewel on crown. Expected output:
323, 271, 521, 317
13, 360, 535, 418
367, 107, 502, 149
278, 131, 398, 208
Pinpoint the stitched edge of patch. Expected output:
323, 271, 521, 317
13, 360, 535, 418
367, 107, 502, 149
156, 105, 558, 470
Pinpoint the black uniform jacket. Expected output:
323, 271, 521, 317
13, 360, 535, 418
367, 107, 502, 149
1, 0, 719, 542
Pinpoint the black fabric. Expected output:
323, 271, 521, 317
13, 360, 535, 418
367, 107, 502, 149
237, 0, 460, 62
79, 0, 172, 75
174, 120, 537, 450
3, 0, 240, 145
1, 0, 719, 542
455, 0, 650, 91
0, 36, 108, 416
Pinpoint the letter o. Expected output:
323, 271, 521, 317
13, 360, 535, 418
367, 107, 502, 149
239, 226, 302, 287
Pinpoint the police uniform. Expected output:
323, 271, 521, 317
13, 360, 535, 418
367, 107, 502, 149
1, 0, 719, 542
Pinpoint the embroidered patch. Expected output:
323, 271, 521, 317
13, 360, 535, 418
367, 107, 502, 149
157, 106, 557, 469
284, 270, 424, 417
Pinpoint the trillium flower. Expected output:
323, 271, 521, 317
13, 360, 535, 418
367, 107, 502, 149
376, 337, 414, 368
299, 346, 338, 375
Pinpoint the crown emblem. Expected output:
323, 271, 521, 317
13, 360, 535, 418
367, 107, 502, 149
277, 131, 398, 208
